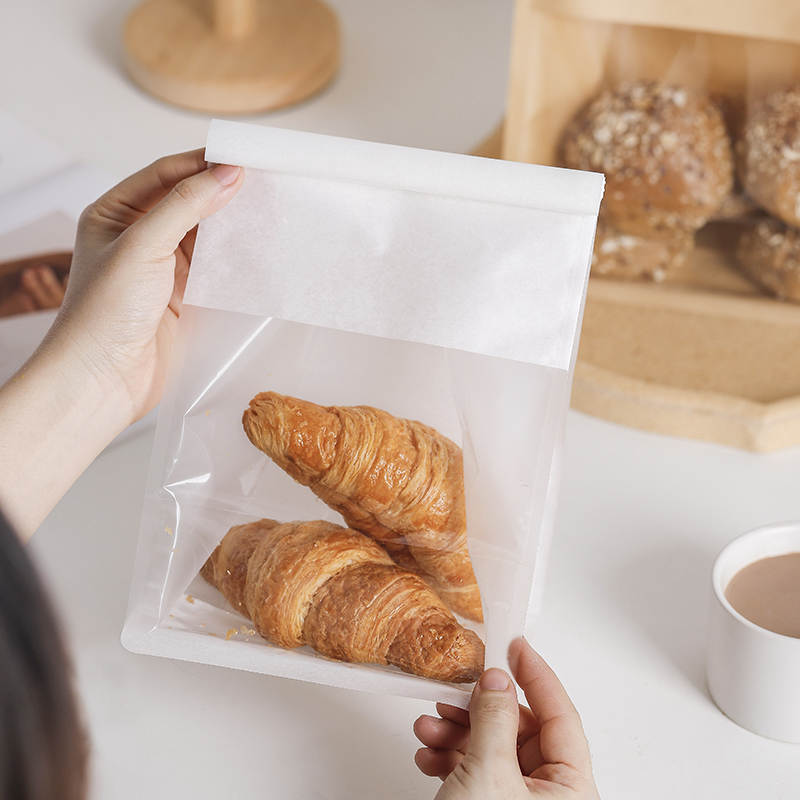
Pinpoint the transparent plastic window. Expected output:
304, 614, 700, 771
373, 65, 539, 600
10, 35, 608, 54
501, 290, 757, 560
122, 122, 603, 706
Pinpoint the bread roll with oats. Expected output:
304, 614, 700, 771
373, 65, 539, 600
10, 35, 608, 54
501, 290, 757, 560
735, 216, 800, 301
591, 217, 694, 281
561, 80, 734, 238
737, 85, 800, 229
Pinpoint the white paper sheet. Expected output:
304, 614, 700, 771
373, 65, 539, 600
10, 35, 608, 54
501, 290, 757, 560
190, 120, 604, 370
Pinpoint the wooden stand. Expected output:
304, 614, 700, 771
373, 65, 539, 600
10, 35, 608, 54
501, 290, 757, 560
123, 0, 340, 114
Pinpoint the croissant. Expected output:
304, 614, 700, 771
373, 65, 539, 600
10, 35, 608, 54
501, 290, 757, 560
241, 392, 483, 622
200, 518, 485, 683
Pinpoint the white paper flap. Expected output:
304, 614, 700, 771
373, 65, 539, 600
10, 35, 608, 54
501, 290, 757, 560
188, 122, 604, 369
205, 119, 604, 214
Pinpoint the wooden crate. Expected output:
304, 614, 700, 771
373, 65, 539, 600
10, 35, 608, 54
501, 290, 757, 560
497, 0, 800, 451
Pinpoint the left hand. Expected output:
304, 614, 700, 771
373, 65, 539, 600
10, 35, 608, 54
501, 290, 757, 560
0, 151, 243, 540
52, 149, 244, 424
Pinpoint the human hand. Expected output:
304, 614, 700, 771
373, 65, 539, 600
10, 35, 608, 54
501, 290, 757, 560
52, 149, 243, 424
414, 638, 601, 800
0, 151, 243, 539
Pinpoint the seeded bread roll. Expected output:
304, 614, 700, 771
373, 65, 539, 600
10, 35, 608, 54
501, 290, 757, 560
561, 81, 734, 238
737, 86, 800, 228
735, 216, 800, 301
591, 217, 694, 281
711, 189, 758, 222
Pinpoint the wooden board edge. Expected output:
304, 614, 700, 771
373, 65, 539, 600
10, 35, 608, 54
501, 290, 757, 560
572, 360, 800, 452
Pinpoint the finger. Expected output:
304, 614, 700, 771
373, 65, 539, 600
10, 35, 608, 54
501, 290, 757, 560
510, 638, 592, 770
178, 224, 199, 265
517, 704, 540, 745
413, 715, 471, 752
414, 747, 464, 780
515, 703, 545, 776
120, 163, 243, 268
517, 733, 546, 778
435, 702, 470, 728
81, 150, 209, 239
87, 150, 207, 223
510, 638, 580, 724
460, 668, 522, 775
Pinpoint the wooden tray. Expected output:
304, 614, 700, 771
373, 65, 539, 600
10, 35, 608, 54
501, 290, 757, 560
473, 124, 800, 452
574, 227, 800, 452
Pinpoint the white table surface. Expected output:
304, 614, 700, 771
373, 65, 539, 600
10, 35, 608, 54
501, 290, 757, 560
5, 2, 800, 798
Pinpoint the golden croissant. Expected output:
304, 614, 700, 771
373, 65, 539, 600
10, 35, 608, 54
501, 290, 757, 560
242, 392, 483, 622
200, 518, 485, 683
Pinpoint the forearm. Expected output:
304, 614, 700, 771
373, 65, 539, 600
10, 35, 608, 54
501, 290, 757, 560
0, 330, 131, 542
0, 154, 243, 542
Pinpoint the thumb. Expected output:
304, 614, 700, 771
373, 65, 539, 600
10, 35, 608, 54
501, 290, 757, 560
461, 668, 523, 777
123, 163, 243, 263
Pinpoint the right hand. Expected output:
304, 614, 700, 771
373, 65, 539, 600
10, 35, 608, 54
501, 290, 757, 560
413, 638, 601, 800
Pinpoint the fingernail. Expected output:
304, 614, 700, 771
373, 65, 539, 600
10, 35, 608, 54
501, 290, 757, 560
210, 163, 241, 186
479, 668, 511, 691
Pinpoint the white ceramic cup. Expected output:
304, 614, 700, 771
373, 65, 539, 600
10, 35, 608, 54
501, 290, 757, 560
707, 521, 800, 743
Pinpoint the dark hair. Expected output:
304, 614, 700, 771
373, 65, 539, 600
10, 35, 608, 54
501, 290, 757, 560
0, 512, 88, 800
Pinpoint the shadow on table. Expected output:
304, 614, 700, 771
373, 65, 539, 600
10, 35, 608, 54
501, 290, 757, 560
611, 540, 717, 698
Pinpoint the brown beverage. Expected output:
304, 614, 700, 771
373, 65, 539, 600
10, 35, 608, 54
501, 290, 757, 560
724, 553, 800, 639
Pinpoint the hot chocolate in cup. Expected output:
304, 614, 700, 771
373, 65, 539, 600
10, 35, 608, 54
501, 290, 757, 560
707, 521, 800, 743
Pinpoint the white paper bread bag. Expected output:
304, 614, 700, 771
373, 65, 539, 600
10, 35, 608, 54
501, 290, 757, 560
122, 121, 604, 707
